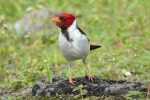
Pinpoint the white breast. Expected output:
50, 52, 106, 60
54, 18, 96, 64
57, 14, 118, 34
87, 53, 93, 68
58, 20, 90, 61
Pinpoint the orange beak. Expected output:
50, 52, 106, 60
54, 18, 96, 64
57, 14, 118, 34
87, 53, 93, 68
51, 17, 61, 24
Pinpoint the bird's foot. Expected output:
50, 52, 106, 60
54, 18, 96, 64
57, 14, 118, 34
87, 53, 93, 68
87, 72, 94, 81
69, 77, 76, 85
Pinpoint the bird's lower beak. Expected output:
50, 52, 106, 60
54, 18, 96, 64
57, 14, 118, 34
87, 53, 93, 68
51, 17, 61, 24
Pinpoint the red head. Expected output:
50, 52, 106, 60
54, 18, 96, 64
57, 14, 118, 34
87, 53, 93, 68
51, 13, 76, 29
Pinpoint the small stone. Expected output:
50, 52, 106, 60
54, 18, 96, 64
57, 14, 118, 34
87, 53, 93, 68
47, 88, 55, 92
36, 89, 46, 96
35, 81, 46, 89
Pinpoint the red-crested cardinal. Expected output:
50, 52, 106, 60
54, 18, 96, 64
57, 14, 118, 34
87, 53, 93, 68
51, 13, 101, 85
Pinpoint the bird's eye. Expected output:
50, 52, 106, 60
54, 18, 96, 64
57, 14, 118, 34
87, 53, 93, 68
60, 17, 67, 22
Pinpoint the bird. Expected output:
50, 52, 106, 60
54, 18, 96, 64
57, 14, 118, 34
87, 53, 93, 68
51, 13, 101, 85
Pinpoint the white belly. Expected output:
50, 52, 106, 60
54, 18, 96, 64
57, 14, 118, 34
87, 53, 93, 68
58, 31, 90, 61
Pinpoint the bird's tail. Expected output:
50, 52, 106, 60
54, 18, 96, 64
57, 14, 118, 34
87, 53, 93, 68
90, 45, 101, 50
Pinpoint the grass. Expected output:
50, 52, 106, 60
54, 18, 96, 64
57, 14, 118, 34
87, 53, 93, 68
0, 0, 150, 99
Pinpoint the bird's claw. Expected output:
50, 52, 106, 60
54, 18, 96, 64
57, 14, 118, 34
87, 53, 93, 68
69, 78, 76, 85
87, 73, 94, 81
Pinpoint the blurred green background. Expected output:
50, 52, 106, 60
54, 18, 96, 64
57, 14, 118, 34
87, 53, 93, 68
0, 0, 150, 99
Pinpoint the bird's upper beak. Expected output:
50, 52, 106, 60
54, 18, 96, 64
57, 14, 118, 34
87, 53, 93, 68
51, 17, 61, 24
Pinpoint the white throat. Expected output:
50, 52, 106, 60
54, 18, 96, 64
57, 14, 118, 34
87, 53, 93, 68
67, 20, 77, 32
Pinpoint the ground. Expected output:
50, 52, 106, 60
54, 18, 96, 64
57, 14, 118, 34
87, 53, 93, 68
0, 0, 150, 99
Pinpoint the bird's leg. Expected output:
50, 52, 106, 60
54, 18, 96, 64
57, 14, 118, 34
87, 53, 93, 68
82, 58, 94, 81
68, 62, 76, 85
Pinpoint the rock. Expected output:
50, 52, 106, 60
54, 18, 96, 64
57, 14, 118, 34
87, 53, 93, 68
14, 8, 57, 36
32, 76, 147, 99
